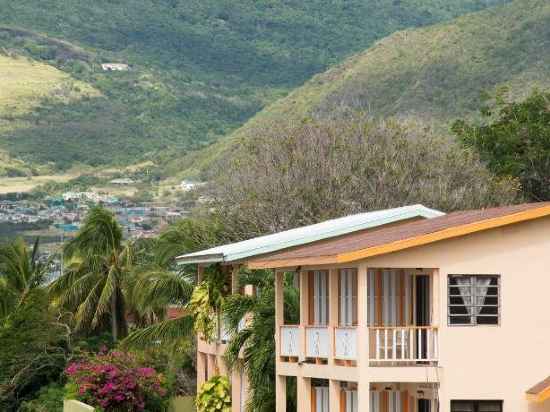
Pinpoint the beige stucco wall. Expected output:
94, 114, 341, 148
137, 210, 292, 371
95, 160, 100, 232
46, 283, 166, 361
357, 216, 550, 412
63, 400, 95, 412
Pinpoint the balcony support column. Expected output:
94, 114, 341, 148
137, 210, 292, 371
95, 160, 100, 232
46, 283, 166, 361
276, 374, 287, 412
328, 268, 339, 365
299, 270, 309, 361
297, 377, 312, 412
357, 263, 371, 412
275, 271, 285, 360
329, 379, 341, 412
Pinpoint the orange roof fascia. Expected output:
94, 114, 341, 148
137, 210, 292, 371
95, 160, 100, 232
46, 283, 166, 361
526, 385, 550, 403
336, 205, 550, 263
248, 205, 550, 269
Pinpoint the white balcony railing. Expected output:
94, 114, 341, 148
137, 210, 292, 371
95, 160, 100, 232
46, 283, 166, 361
306, 326, 330, 358
334, 327, 357, 360
280, 325, 300, 357
369, 326, 438, 363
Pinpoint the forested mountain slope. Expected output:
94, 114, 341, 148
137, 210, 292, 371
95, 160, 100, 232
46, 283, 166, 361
0, 0, 507, 171
183, 0, 550, 178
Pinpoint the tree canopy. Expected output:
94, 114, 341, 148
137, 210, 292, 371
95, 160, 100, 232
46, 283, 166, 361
209, 116, 520, 238
453, 89, 550, 201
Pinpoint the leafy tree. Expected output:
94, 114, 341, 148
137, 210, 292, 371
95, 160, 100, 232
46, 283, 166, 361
453, 89, 550, 201
49, 206, 132, 341
0, 237, 49, 319
223, 270, 299, 412
209, 115, 520, 237
0, 289, 68, 411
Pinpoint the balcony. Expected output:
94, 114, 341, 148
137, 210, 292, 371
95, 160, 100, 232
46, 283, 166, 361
369, 326, 438, 364
334, 327, 357, 361
280, 325, 301, 358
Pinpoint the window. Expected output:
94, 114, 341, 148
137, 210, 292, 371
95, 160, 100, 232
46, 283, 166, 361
345, 390, 358, 412
310, 271, 329, 325
314, 386, 329, 412
451, 400, 502, 412
339, 268, 358, 326
448, 275, 500, 325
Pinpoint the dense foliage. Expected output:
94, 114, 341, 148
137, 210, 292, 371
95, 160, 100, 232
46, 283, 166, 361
223, 270, 299, 412
196, 375, 231, 412
199, 0, 550, 177
0, 0, 506, 170
454, 89, 550, 201
65, 350, 168, 411
209, 116, 519, 237
0, 290, 69, 411
0, 237, 49, 318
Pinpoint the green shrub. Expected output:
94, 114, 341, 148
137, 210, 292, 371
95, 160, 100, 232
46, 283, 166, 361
196, 376, 231, 412
19, 382, 65, 412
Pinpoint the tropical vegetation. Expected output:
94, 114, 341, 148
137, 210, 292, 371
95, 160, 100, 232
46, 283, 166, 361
187, 0, 550, 179
0, 0, 507, 172
196, 376, 231, 412
64, 350, 168, 411
454, 89, 550, 201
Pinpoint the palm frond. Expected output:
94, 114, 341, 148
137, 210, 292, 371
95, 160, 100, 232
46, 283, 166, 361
91, 265, 118, 328
122, 315, 194, 348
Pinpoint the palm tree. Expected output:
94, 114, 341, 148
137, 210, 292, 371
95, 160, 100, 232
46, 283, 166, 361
49, 206, 132, 341
0, 237, 49, 319
122, 263, 226, 348
223, 270, 299, 412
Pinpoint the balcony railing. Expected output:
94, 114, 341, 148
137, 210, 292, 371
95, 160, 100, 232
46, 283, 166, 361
280, 325, 301, 357
306, 326, 330, 358
369, 326, 438, 363
334, 327, 357, 360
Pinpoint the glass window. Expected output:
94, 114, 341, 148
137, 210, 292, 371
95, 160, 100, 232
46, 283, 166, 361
448, 275, 500, 326
451, 400, 502, 412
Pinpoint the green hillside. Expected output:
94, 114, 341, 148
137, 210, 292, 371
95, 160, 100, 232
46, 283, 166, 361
184, 0, 549, 177
0, 0, 508, 171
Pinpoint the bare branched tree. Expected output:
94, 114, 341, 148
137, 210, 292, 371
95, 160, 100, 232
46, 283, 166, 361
208, 115, 520, 238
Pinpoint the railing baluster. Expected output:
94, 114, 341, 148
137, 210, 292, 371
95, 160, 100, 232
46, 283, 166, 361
401, 329, 406, 360
392, 329, 397, 360
418, 329, 423, 360
409, 328, 414, 361
384, 329, 388, 360
426, 329, 432, 360
376, 329, 380, 360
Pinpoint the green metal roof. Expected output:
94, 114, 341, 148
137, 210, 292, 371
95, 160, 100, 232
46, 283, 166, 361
176, 204, 444, 264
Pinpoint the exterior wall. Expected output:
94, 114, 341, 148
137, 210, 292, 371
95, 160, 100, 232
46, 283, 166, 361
274, 216, 550, 412
358, 216, 550, 412
196, 265, 250, 412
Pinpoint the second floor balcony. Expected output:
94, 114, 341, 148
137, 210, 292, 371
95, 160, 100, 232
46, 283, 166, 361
277, 267, 439, 367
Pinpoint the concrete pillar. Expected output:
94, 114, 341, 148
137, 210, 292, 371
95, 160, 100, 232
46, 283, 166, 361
207, 354, 216, 378
431, 268, 440, 327
357, 263, 370, 412
297, 377, 312, 412
197, 351, 207, 388
357, 380, 370, 412
330, 379, 341, 412
275, 271, 285, 359
197, 265, 204, 283
231, 370, 240, 412
231, 265, 240, 294
329, 268, 339, 366
276, 374, 287, 412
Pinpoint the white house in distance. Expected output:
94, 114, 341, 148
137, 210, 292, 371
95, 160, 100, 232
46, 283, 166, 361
101, 63, 129, 71
179, 202, 550, 412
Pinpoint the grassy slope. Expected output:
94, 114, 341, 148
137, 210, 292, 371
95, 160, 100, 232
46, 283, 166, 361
0, 0, 508, 170
184, 0, 550, 178
0, 54, 96, 176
